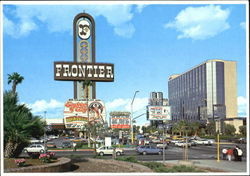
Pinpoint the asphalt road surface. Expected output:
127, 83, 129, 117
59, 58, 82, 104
20, 142, 247, 162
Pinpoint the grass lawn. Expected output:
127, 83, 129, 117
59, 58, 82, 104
4, 158, 58, 169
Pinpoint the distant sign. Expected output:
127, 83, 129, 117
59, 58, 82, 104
64, 99, 106, 128
148, 106, 171, 120
111, 118, 130, 129
110, 111, 130, 129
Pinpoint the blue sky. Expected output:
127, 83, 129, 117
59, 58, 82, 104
2, 2, 248, 125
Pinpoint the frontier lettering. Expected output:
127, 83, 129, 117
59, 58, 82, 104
54, 62, 114, 82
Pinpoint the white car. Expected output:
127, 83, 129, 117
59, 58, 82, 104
96, 146, 124, 156
171, 140, 182, 144
175, 141, 191, 147
156, 143, 168, 149
23, 144, 47, 153
193, 139, 212, 145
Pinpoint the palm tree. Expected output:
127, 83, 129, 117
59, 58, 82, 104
171, 124, 179, 135
190, 122, 200, 136
177, 120, 187, 136
82, 80, 93, 99
4, 91, 44, 158
7, 72, 24, 94
206, 120, 216, 136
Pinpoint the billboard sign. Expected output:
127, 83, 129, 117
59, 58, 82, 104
110, 111, 130, 129
64, 99, 106, 128
148, 106, 171, 120
110, 118, 130, 129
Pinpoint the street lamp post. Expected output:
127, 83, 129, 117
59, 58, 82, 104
131, 90, 139, 145
44, 111, 47, 151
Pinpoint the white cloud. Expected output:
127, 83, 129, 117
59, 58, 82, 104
27, 99, 64, 114
106, 97, 148, 113
237, 96, 247, 116
240, 22, 246, 30
3, 10, 37, 38
114, 23, 135, 38
136, 5, 148, 13
3, 5, 146, 39
165, 5, 230, 40
105, 98, 131, 110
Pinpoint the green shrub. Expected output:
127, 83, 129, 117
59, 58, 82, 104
171, 165, 202, 172
142, 162, 165, 169
141, 162, 203, 172
116, 156, 138, 163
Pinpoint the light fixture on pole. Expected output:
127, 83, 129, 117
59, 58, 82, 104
131, 90, 139, 145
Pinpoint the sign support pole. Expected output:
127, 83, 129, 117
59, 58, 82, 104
217, 133, 220, 162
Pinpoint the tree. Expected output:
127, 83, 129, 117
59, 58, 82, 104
177, 120, 187, 136
239, 125, 246, 136
171, 123, 179, 135
190, 122, 200, 136
82, 80, 93, 99
206, 121, 216, 136
7, 72, 24, 94
224, 124, 236, 136
4, 91, 44, 158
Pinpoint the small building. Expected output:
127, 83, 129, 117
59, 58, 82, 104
224, 117, 246, 134
45, 118, 65, 131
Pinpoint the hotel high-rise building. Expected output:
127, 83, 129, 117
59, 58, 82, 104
168, 59, 237, 122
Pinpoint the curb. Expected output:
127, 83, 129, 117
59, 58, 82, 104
49, 149, 94, 152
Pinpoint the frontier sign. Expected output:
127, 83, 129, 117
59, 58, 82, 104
54, 62, 114, 81
54, 13, 114, 99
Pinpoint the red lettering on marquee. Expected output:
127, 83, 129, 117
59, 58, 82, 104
65, 102, 88, 113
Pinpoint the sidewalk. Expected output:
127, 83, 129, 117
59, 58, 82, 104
160, 159, 247, 173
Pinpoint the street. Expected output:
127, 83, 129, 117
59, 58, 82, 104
20, 142, 247, 162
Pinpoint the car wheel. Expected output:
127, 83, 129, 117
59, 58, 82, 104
40, 149, 45, 153
116, 152, 121, 156
99, 152, 104, 156
143, 151, 147, 155
158, 151, 162, 155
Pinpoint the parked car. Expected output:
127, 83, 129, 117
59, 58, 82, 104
137, 145, 163, 155
229, 138, 246, 144
175, 141, 191, 147
156, 143, 168, 149
46, 142, 57, 148
48, 135, 59, 140
61, 141, 73, 148
152, 139, 161, 143
188, 139, 197, 146
96, 146, 124, 156
72, 137, 83, 142
23, 144, 47, 153
238, 138, 246, 144
29, 139, 43, 145
192, 139, 212, 145
170, 139, 182, 144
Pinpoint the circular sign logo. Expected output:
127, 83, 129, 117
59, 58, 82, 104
78, 20, 91, 39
